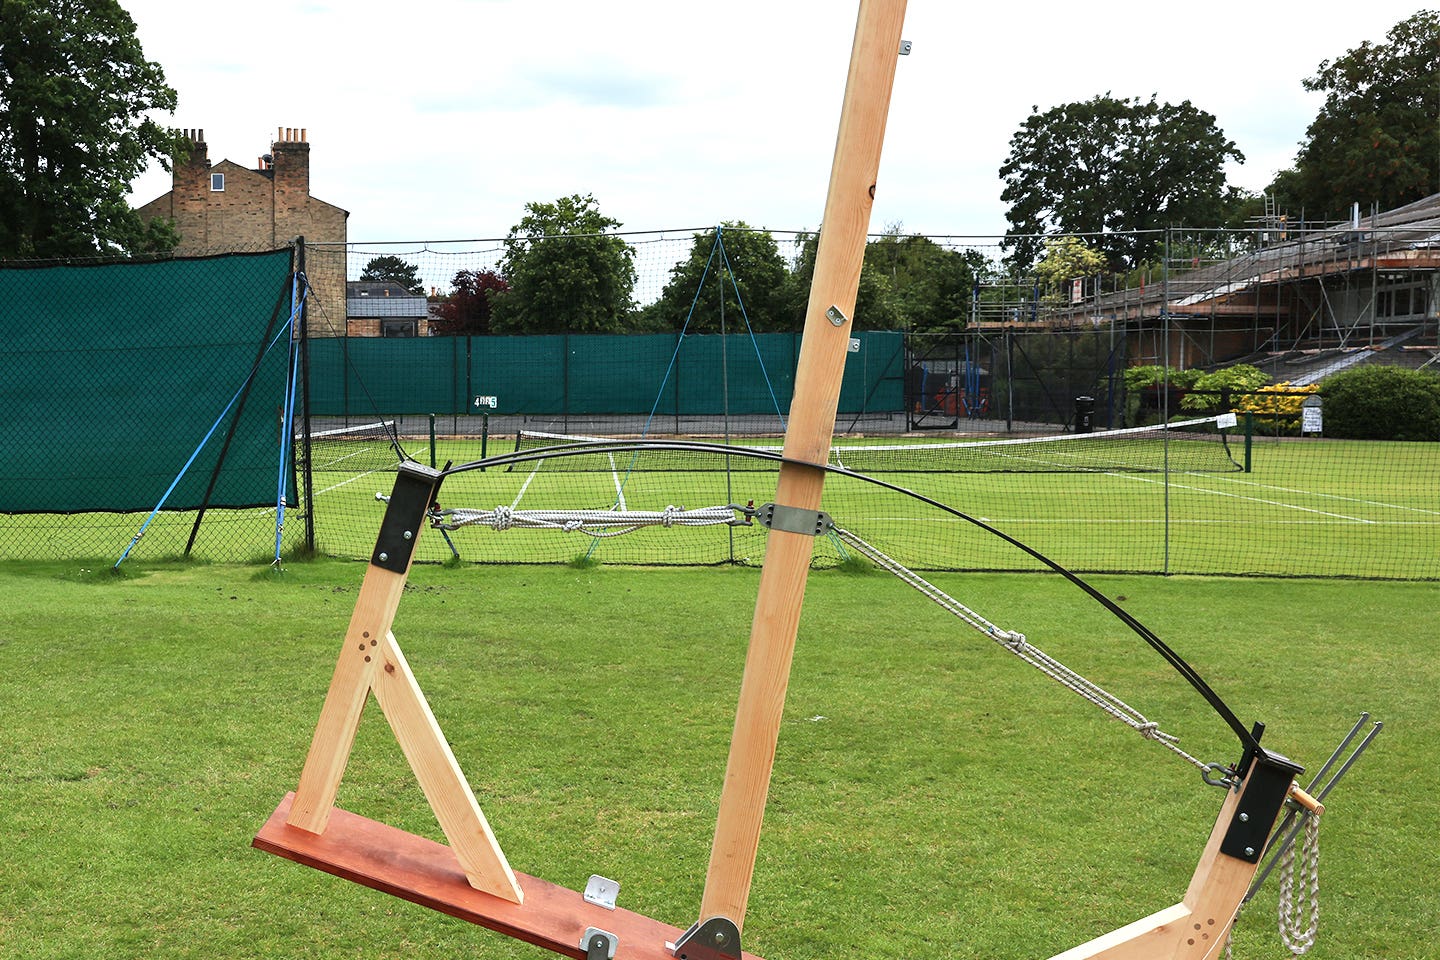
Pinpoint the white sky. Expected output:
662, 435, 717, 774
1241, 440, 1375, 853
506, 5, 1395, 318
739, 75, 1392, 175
125, 0, 1425, 244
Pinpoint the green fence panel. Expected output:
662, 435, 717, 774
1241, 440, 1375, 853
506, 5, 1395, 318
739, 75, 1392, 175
0, 250, 295, 512
305, 330, 906, 419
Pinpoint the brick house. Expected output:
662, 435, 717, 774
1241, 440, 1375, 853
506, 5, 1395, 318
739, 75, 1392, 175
136, 127, 348, 333
346, 281, 431, 337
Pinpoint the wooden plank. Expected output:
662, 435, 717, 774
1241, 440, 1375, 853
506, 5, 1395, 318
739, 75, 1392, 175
373, 631, 522, 903
287, 561, 407, 833
698, 0, 907, 932
255, 793, 765, 960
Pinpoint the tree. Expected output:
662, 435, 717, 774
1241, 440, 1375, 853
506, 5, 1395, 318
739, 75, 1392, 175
1033, 235, 1108, 303
639, 222, 790, 333
0, 0, 179, 258
490, 193, 636, 334
358, 255, 424, 294
779, 230, 900, 331
999, 94, 1243, 270
1270, 10, 1440, 219
430, 269, 508, 336
864, 226, 979, 331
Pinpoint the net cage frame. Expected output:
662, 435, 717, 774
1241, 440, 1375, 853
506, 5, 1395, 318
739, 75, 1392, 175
256, 439, 1333, 960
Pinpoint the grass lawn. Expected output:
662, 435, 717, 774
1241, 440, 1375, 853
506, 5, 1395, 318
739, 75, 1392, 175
0, 558, 1435, 958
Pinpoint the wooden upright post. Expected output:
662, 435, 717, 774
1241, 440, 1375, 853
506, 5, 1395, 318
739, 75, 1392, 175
696, 0, 908, 935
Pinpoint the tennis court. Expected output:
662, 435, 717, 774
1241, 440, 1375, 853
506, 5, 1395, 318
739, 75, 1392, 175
303, 421, 1439, 580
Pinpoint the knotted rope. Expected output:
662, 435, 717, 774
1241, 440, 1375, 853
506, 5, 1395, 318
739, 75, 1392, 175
834, 526, 1211, 775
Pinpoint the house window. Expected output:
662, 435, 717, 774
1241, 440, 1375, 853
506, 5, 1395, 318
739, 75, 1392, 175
381, 319, 418, 338
211, 173, 225, 192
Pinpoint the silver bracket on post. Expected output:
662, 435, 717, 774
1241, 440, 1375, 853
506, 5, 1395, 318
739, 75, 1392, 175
669, 917, 742, 960
583, 874, 619, 911
825, 304, 848, 327
899, 39, 913, 55
755, 502, 832, 537
581, 927, 618, 960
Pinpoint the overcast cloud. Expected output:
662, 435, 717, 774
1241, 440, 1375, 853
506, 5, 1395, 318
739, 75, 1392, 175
124, 0, 1427, 245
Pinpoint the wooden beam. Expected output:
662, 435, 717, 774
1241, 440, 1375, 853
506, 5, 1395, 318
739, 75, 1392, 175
277, 462, 523, 904
1046, 761, 1294, 960
697, 0, 907, 934
256, 794, 766, 960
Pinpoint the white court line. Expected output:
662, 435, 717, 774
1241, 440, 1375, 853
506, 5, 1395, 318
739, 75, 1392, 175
511, 459, 544, 508
316, 469, 388, 497
1204, 473, 1440, 517
610, 453, 626, 511
1106, 471, 1375, 523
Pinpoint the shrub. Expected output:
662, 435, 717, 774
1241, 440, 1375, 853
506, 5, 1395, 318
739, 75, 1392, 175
1181, 364, 1270, 412
1321, 365, 1440, 441
1234, 382, 1320, 435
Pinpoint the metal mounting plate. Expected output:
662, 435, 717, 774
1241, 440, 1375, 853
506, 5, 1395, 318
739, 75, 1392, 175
669, 917, 741, 960
1220, 751, 1304, 863
371, 461, 443, 573
584, 874, 619, 910
755, 502, 832, 537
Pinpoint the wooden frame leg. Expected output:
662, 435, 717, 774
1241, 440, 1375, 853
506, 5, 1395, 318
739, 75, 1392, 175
282, 462, 523, 904
1048, 755, 1299, 960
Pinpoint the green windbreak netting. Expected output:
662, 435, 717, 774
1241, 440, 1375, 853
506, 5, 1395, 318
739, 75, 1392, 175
307, 330, 905, 418
0, 250, 295, 512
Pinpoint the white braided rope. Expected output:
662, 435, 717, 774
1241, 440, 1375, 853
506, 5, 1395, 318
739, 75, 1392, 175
435, 504, 739, 538
834, 527, 1210, 774
1278, 812, 1321, 955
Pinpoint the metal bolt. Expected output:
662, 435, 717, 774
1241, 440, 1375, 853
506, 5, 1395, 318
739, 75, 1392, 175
403, 530, 413, 540
1244, 846, 1256, 857
378, 552, 389, 562
1239, 812, 1250, 822
714, 931, 727, 945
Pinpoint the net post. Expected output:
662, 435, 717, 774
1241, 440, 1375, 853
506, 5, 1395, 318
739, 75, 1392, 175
429, 413, 437, 469
1243, 412, 1253, 473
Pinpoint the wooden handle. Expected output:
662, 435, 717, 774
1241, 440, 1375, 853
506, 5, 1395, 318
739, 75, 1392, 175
1288, 783, 1325, 816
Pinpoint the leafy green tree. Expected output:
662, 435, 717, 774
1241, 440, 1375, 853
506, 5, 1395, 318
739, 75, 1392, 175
1033, 235, 1108, 303
490, 193, 636, 334
639, 223, 790, 333
0, 0, 179, 258
1270, 10, 1440, 219
358, 255, 424, 294
865, 226, 978, 332
779, 229, 900, 331
999, 94, 1243, 269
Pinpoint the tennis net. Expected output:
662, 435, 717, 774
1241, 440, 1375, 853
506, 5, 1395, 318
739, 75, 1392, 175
507, 414, 1245, 475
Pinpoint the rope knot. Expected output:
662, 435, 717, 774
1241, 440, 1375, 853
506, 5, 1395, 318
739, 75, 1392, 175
662, 505, 681, 527
1138, 721, 1162, 740
492, 505, 512, 531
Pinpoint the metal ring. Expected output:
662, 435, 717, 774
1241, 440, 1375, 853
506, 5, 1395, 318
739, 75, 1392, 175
1202, 762, 1239, 789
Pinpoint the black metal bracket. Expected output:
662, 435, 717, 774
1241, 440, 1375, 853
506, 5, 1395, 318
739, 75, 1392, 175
670, 916, 741, 960
370, 461, 444, 573
581, 927, 617, 960
1219, 748, 1304, 863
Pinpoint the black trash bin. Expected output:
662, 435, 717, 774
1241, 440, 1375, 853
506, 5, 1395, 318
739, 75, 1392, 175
1075, 395, 1095, 433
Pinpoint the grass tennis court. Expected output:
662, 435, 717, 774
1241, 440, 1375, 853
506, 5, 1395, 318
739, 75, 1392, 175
296, 430, 1440, 581
0, 559, 1432, 959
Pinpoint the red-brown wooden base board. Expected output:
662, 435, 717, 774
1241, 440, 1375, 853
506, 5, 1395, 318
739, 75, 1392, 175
254, 793, 764, 960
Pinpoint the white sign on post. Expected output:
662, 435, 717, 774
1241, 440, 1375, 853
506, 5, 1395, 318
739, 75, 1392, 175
1301, 395, 1323, 434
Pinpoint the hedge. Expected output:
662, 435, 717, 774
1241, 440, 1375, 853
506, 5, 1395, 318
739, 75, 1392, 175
1321, 365, 1440, 441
